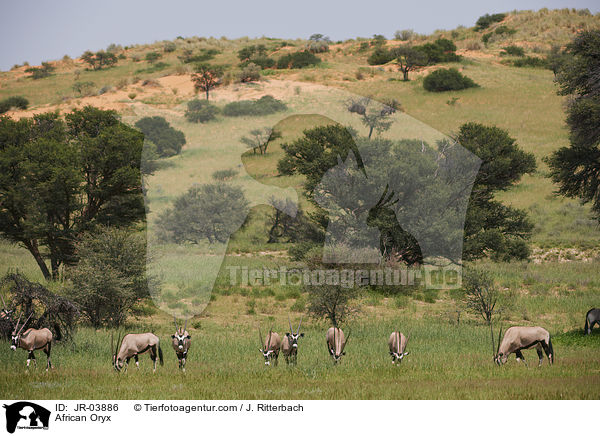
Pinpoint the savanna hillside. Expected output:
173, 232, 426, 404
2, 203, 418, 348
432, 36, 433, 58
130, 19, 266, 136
0, 8, 599, 400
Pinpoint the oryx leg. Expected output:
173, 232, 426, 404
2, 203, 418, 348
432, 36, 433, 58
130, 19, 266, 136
535, 343, 545, 366
181, 355, 186, 372
150, 346, 157, 373
515, 350, 528, 366
125, 357, 130, 373
44, 342, 52, 370
541, 341, 552, 365
284, 354, 289, 365
273, 352, 279, 367
26, 351, 35, 369
134, 354, 140, 370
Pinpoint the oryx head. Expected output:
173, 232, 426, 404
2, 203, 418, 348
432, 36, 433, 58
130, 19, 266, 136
492, 325, 505, 365
331, 328, 349, 362
112, 332, 123, 371
10, 312, 33, 351
286, 316, 304, 349
258, 327, 275, 366
390, 333, 410, 362
172, 318, 191, 351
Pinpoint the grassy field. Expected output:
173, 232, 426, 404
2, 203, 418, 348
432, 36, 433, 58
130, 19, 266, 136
0, 308, 599, 400
0, 8, 599, 400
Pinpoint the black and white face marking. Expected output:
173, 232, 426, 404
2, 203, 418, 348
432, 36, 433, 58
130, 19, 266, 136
259, 348, 274, 365
10, 334, 18, 350
172, 333, 191, 350
286, 332, 304, 348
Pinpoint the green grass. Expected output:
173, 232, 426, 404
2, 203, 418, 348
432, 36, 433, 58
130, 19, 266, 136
0, 311, 598, 400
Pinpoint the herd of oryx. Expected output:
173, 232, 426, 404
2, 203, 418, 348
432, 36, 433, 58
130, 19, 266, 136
6, 309, 600, 372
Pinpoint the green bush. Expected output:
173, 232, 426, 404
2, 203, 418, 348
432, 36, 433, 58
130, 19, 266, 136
494, 25, 516, 36
276, 51, 321, 69
367, 48, 394, 65
423, 68, 479, 92
415, 38, 461, 64
135, 116, 186, 157
238, 63, 261, 83
185, 100, 220, 123
145, 51, 162, 63
222, 95, 286, 117
475, 13, 506, 30
501, 45, 525, 57
0, 96, 29, 114
178, 48, 220, 63
511, 56, 547, 68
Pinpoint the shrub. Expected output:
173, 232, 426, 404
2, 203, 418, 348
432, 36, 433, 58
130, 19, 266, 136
212, 169, 238, 180
238, 62, 261, 82
367, 48, 394, 65
494, 25, 516, 36
423, 68, 479, 92
511, 56, 547, 68
501, 45, 525, 57
67, 227, 150, 327
25, 62, 54, 79
178, 48, 220, 63
145, 51, 162, 63
135, 116, 186, 158
157, 183, 249, 244
307, 34, 330, 53
416, 38, 460, 64
185, 99, 220, 123
222, 95, 286, 117
163, 41, 177, 52
394, 29, 415, 41
81, 50, 118, 70
0, 96, 29, 114
475, 13, 506, 30
276, 51, 321, 69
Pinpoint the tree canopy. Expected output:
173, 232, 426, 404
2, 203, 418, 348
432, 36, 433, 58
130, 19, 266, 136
547, 30, 600, 219
0, 107, 145, 279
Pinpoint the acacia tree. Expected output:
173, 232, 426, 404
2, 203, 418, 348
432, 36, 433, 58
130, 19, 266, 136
191, 63, 225, 100
0, 107, 146, 279
81, 50, 117, 70
346, 97, 399, 139
547, 30, 600, 219
392, 46, 427, 81
240, 127, 280, 154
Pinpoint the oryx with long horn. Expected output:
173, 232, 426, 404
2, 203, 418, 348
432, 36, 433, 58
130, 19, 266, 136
388, 331, 409, 364
112, 332, 163, 373
326, 326, 349, 364
258, 326, 280, 366
282, 316, 304, 365
10, 313, 53, 370
172, 317, 191, 371
493, 325, 554, 366
584, 308, 600, 335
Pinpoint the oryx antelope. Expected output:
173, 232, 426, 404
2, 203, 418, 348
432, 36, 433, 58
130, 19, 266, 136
172, 318, 191, 371
326, 327, 349, 364
10, 313, 53, 370
388, 331, 409, 364
584, 308, 600, 335
258, 327, 281, 366
493, 326, 554, 366
112, 332, 164, 372
282, 316, 304, 365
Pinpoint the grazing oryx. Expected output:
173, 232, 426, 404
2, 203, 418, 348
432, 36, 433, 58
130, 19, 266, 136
326, 327, 349, 364
258, 327, 281, 366
112, 332, 163, 372
388, 331, 409, 364
171, 318, 191, 371
584, 308, 600, 335
493, 326, 554, 366
10, 313, 53, 370
282, 316, 304, 365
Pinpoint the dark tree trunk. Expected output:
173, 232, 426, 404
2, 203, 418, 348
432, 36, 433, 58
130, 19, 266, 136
24, 240, 51, 280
